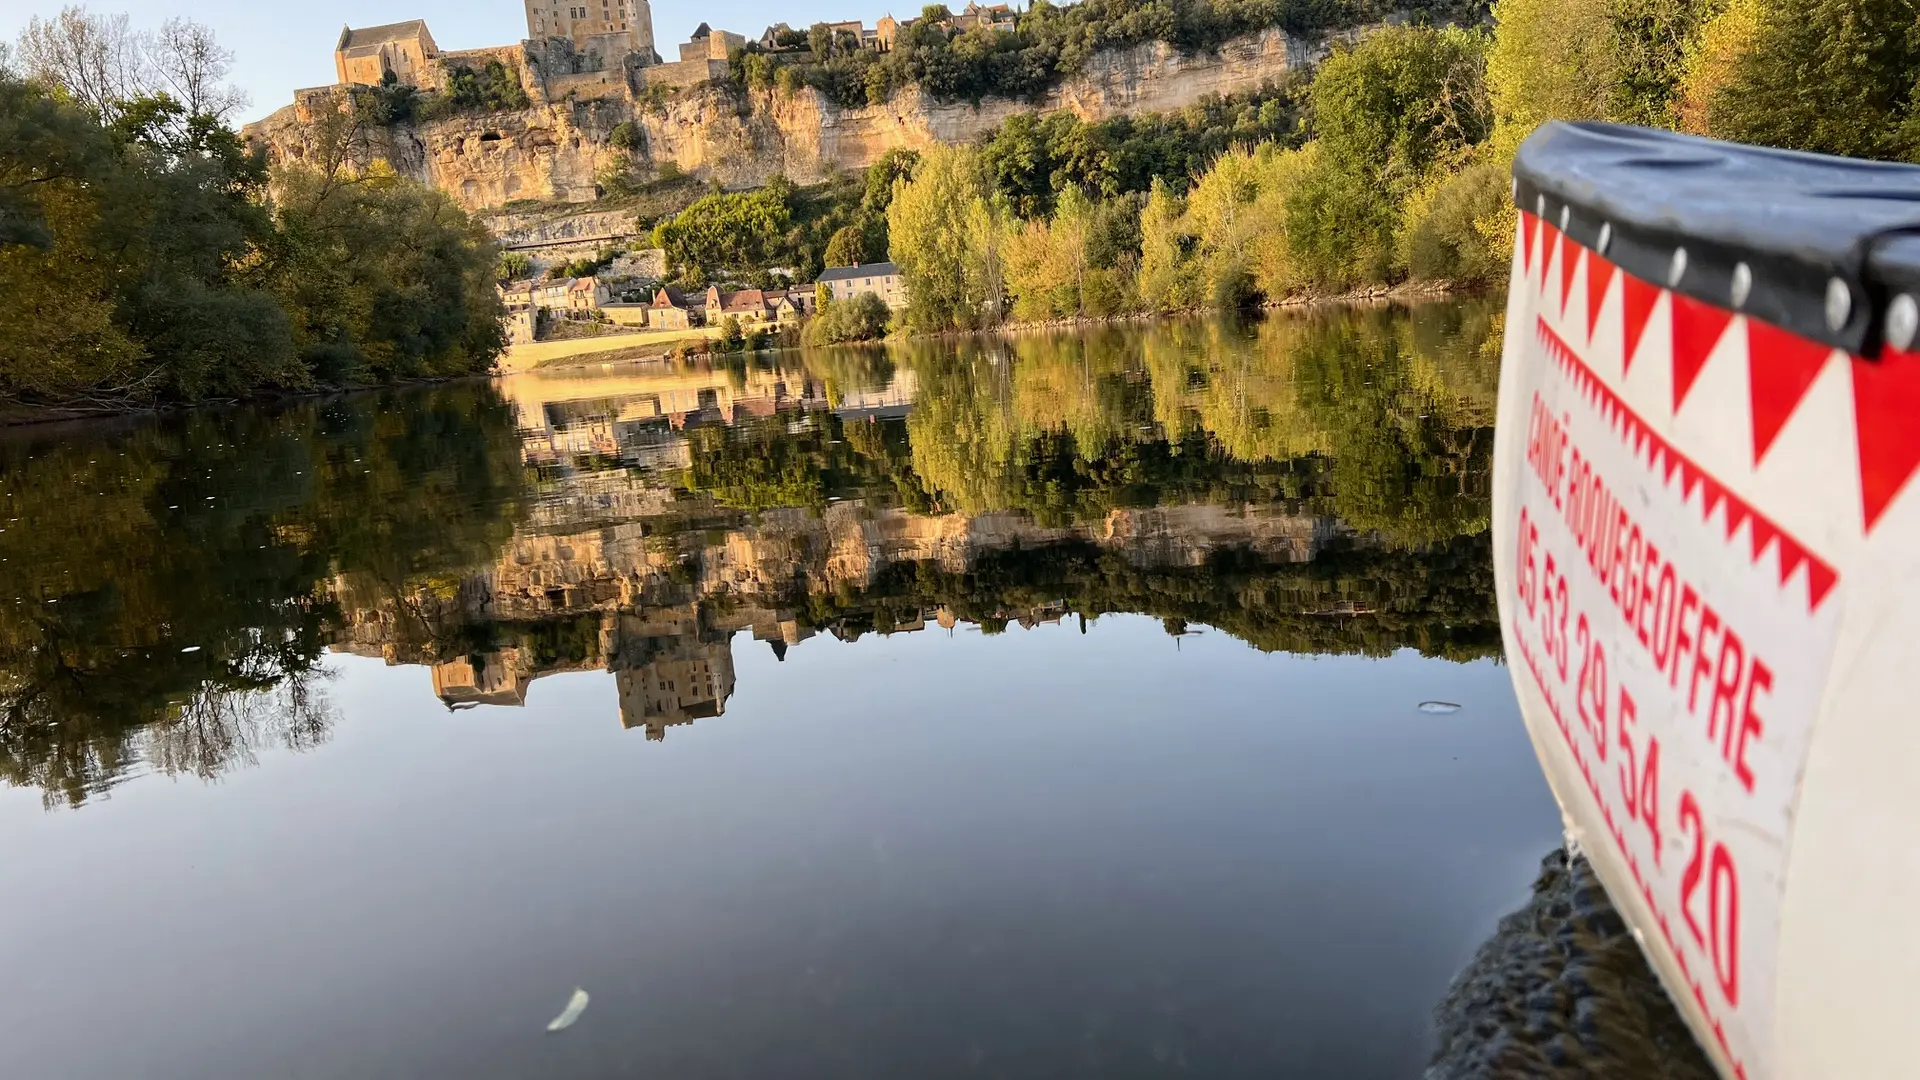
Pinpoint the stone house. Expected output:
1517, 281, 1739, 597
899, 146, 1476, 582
334, 21, 439, 88
758, 23, 801, 50
503, 306, 538, 345
952, 3, 1018, 33
818, 262, 908, 310
706, 286, 771, 325
533, 279, 574, 310
646, 287, 695, 329
568, 276, 611, 311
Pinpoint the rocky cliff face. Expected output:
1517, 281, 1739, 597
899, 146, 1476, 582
243, 28, 1324, 215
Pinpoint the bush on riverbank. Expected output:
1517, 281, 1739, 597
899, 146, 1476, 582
805, 293, 894, 345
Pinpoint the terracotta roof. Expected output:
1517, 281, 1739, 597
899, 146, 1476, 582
717, 289, 767, 314
649, 287, 689, 309
569, 277, 598, 292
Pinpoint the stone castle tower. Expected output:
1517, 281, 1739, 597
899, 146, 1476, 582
524, 0, 656, 61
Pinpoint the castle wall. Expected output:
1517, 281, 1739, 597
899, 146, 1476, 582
639, 58, 727, 90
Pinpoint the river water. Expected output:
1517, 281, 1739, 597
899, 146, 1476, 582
0, 303, 1594, 1078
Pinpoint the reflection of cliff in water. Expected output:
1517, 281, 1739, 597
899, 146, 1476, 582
0, 301, 1504, 803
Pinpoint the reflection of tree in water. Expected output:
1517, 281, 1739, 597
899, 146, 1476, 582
870, 300, 1501, 542
790, 533, 1503, 662
0, 387, 525, 807
137, 673, 334, 785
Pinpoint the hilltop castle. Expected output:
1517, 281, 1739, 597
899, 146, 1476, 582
332, 3, 658, 91
245, 2, 1309, 213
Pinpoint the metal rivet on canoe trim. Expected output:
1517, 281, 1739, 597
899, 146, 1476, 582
1536, 194, 1546, 218
1731, 263, 1753, 310
1888, 294, 1919, 351
1558, 205, 1570, 231
1668, 248, 1688, 287
1826, 278, 1852, 333
1512, 178, 1520, 202
1596, 222, 1611, 255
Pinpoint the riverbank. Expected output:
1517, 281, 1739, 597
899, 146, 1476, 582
873, 280, 1481, 344
498, 326, 724, 373
4, 291, 1486, 418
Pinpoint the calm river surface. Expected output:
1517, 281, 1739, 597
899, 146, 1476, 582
0, 303, 1573, 1078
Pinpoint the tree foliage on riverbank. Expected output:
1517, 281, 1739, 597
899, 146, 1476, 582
874, 0, 1920, 327
0, 11, 504, 413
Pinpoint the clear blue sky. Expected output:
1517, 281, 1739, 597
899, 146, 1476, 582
2, 1, 916, 121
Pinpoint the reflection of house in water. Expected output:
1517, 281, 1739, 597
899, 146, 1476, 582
409, 602, 823, 740
832, 369, 919, 423
432, 649, 531, 708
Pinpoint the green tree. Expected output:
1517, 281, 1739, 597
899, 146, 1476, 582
271, 161, 506, 383
1606, 0, 1716, 128
1703, 0, 1920, 160
1396, 158, 1512, 285
652, 177, 797, 281
825, 223, 874, 266
1487, 0, 1619, 147
1137, 179, 1202, 311
1287, 26, 1491, 288
497, 250, 533, 281
888, 145, 1009, 331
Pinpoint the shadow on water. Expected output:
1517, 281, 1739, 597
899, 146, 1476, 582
1427, 848, 1718, 1080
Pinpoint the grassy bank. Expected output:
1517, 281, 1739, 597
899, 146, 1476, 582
500, 326, 723, 372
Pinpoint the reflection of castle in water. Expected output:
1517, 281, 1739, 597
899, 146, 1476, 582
328, 357, 1400, 737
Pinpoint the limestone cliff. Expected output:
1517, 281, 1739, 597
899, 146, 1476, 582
243, 28, 1327, 216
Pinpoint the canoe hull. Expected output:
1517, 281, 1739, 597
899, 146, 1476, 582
1494, 158, 1920, 1078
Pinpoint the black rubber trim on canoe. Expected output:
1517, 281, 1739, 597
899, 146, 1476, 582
1512, 122, 1920, 359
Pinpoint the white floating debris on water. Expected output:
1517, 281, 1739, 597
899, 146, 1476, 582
180, 646, 202, 654
546, 988, 590, 1032
1417, 701, 1463, 715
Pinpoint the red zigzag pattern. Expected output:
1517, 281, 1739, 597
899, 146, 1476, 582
1520, 211, 1920, 535
1536, 318, 1838, 612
